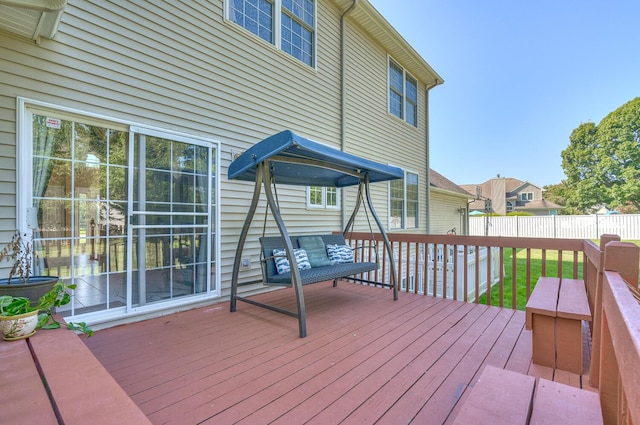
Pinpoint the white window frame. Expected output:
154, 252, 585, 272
388, 57, 418, 127
306, 186, 340, 210
389, 170, 419, 230
225, 0, 317, 68
520, 192, 533, 201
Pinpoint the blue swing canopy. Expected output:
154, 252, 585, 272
228, 130, 404, 186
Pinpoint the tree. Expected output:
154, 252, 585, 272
561, 97, 640, 212
543, 181, 581, 215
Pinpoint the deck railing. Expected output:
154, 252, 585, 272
347, 232, 588, 309
597, 241, 639, 424
346, 232, 640, 425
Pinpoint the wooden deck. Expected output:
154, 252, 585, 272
83, 281, 594, 424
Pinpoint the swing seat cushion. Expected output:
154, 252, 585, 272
260, 234, 378, 286
266, 261, 380, 285
298, 236, 333, 267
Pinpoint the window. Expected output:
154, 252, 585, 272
520, 192, 533, 201
388, 58, 418, 127
228, 0, 315, 67
307, 186, 339, 209
390, 171, 418, 229
506, 201, 513, 212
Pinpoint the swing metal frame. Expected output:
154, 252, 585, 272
229, 130, 402, 338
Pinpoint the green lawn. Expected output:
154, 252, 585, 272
478, 240, 640, 310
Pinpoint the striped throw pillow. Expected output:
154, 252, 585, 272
326, 244, 354, 264
272, 248, 311, 274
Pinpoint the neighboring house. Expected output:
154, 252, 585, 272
461, 176, 563, 216
0, 1, 442, 327
429, 169, 473, 235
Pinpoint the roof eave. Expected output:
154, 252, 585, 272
335, 0, 443, 86
430, 186, 474, 201
0, 0, 67, 40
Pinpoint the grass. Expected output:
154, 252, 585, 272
478, 240, 640, 311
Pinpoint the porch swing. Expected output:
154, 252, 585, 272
228, 130, 402, 338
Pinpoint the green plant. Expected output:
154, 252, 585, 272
0, 230, 33, 284
0, 281, 93, 337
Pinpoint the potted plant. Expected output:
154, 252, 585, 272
0, 280, 93, 340
0, 230, 59, 303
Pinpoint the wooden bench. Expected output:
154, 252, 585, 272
453, 365, 602, 425
525, 277, 592, 373
0, 326, 151, 425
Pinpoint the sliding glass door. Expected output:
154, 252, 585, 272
128, 128, 215, 308
27, 108, 218, 319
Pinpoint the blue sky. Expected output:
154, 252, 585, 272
368, 0, 640, 187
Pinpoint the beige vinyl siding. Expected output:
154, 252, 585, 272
0, 0, 433, 290
340, 19, 428, 234
429, 191, 468, 235
0, 95, 17, 236
0, 0, 351, 287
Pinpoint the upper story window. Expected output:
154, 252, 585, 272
388, 58, 418, 127
307, 186, 339, 209
520, 192, 533, 201
228, 0, 315, 67
390, 171, 418, 229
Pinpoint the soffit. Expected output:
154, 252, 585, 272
0, 0, 66, 41
333, 0, 443, 86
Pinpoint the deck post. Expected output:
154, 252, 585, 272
588, 234, 620, 388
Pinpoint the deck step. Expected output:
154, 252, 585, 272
530, 379, 602, 424
453, 365, 536, 425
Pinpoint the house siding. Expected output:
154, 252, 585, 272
429, 191, 468, 235
0, 0, 437, 317
342, 19, 429, 233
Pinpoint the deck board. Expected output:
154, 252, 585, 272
83, 281, 590, 425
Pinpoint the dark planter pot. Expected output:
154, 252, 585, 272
0, 276, 59, 304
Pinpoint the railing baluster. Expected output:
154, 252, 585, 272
525, 248, 531, 300
486, 246, 492, 306
463, 245, 468, 302
413, 242, 420, 294
475, 246, 480, 304
512, 248, 519, 307
558, 249, 563, 277
499, 247, 505, 308
453, 244, 458, 301
432, 243, 438, 297
443, 243, 448, 299
422, 242, 428, 296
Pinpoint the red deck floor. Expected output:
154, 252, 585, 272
84, 281, 591, 424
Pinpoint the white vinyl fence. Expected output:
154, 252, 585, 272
470, 214, 640, 239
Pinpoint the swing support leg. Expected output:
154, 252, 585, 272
261, 162, 307, 337
230, 162, 308, 338
344, 177, 399, 301
230, 161, 264, 312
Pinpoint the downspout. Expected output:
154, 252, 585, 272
340, 0, 359, 230
424, 78, 440, 234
